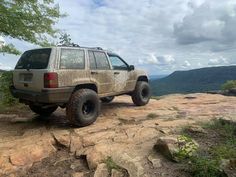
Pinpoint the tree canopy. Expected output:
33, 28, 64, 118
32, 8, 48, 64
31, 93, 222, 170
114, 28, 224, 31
0, 0, 64, 55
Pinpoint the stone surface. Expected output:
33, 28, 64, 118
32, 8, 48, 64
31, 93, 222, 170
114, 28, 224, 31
94, 163, 109, 177
71, 172, 85, 177
70, 135, 83, 153
147, 154, 162, 168
0, 93, 236, 176
113, 152, 144, 177
111, 169, 124, 177
52, 130, 71, 147
220, 158, 236, 177
86, 149, 105, 170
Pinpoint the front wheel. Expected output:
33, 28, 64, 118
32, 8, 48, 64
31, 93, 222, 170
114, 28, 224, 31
66, 89, 100, 127
131, 81, 151, 106
29, 105, 58, 116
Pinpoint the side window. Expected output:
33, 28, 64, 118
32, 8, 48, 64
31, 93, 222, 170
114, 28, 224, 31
109, 55, 128, 70
60, 49, 85, 69
88, 51, 96, 69
93, 51, 110, 70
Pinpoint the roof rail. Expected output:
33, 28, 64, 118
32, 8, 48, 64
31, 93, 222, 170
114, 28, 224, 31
80, 46, 103, 50
56, 44, 103, 50
57, 43, 80, 47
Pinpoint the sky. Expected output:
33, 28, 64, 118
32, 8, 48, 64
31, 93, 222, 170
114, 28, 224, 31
1, 0, 236, 75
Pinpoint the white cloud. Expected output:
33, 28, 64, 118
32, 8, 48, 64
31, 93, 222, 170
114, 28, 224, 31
208, 57, 229, 66
1, 0, 236, 75
0, 62, 12, 70
145, 53, 175, 66
182, 60, 191, 68
174, 0, 236, 47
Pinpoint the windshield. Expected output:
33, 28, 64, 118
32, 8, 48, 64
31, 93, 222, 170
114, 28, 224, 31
15, 48, 51, 69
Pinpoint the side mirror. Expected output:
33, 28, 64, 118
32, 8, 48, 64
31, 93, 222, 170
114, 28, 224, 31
129, 65, 135, 71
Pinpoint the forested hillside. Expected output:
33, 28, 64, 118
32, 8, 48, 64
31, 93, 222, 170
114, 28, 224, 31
151, 65, 236, 96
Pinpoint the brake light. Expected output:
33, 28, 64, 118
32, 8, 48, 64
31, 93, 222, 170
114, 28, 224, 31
44, 72, 58, 88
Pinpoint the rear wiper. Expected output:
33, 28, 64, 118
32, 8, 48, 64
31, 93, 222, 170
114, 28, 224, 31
26, 64, 31, 71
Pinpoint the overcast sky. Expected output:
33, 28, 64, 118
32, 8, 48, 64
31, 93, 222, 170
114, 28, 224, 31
1, 0, 236, 75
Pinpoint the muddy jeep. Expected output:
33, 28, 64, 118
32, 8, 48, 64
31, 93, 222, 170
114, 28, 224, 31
11, 46, 151, 126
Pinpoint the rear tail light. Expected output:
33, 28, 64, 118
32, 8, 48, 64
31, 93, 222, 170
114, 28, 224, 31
44, 72, 58, 88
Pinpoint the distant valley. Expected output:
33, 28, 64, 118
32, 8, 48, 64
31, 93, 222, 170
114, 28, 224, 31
150, 65, 236, 96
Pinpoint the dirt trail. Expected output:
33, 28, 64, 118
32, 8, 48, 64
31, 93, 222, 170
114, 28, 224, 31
0, 93, 236, 177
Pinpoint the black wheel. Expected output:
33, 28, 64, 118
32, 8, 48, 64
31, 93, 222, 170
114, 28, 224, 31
29, 105, 58, 116
131, 81, 151, 106
101, 96, 114, 103
66, 89, 100, 127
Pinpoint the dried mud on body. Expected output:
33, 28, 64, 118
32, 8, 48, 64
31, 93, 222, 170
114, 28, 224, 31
0, 93, 236, 177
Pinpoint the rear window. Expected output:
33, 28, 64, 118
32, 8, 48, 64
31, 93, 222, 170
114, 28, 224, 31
60, 49, 85, 69
15, 48, 51, 69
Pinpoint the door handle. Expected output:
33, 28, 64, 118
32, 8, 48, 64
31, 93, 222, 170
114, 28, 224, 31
114, 72, 120, 75
91, 71, 98, 75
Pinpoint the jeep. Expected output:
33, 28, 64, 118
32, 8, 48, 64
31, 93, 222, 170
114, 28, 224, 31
11, 46, 151, 126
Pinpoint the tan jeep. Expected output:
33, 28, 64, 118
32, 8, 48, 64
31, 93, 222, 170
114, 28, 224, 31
11, 46, 151, 126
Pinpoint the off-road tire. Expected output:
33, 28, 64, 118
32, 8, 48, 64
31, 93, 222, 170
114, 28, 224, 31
131, 81, 151, 106
101, 96, 115, 103
29, 105, 58, 116
66, 89, 100, 127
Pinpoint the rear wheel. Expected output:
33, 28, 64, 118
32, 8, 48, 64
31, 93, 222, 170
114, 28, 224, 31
101, 96, 114, 103
29, 105, 58, 116
66, 89, 100, 127
131, 81, 151, 106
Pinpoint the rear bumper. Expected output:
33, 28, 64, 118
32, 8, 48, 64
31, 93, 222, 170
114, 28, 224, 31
10, 86, 74, 104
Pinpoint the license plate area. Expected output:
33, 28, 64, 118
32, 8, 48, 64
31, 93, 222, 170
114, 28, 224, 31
19, 73, 33, 82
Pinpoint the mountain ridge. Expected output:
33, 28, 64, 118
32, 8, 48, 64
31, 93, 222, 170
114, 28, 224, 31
151, 65, 236, 96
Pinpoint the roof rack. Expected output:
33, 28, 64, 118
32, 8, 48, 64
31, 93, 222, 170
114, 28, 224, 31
86, 47, 103, 50
57, 43, 80, 47
56, 44, 103, 50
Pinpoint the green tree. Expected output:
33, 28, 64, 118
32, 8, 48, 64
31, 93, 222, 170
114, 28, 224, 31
0, 71, 17, 105
221, 80, 236, 91
0, 0, 64, 55
58, 32, 73, 46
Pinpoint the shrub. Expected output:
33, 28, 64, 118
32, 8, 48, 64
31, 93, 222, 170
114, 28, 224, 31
221, 80, 236, 91
174, 135, 199, 161
0, 71, 17, 105
190, 156, 226, 177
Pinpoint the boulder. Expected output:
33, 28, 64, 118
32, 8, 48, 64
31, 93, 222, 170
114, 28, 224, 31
111, 169, 124, 177
147, 154, 162, 168
113, 152, 144, 177
10, 144, 53, 167
220, 158, 236, 177
71, 172, 85, 177
70, 135, 83, 153
86, 149, 105, 170
94, 163, 109, 177
154, 135, 199, 162
52, 130, 71, 148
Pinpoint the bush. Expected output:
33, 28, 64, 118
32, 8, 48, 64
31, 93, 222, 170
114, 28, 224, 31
0, 71, 17, 105
221, 80, 236, 91
190, 156, 226, 177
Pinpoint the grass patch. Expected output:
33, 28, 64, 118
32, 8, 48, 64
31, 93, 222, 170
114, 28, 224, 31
104, 157, 122, 173
190, 156, 226, 177
147, 113, 158, 119
183, 119, 236, 177
0, 102, 29, 114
